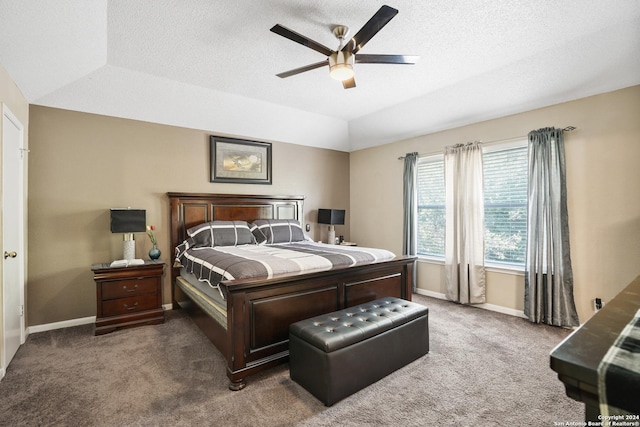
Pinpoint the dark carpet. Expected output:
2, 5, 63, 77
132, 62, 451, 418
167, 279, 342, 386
0, 294, 583, 426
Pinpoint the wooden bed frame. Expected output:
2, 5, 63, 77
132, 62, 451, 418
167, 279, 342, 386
168, 192, 415, 390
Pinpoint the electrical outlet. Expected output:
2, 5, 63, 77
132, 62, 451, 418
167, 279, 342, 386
305, 224, 311, 232
593, 298, 604, 311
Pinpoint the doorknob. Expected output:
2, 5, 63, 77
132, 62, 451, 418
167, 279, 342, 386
4, 251, 17, 259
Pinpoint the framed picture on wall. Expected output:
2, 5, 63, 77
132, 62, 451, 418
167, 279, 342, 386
210, 136, 272, 184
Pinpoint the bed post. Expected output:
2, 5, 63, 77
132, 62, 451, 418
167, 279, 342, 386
405, 258, 415, 300
168, 195, 181, 308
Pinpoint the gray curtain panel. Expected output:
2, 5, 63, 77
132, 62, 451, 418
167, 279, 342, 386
525, 127, 579, 327
402, 152, 418, 292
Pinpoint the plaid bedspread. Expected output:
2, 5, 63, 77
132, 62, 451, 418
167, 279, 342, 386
597, 308, 640, 417
176, 242, 395, 299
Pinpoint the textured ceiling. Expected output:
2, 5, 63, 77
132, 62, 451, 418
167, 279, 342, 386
1, 1, 639, 151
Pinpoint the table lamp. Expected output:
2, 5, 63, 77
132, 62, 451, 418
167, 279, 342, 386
318, 209, 345, 244
110, 208, 146, 260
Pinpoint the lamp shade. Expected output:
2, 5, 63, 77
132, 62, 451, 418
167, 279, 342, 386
110, 208, 146, 233
318, 209, 345, 225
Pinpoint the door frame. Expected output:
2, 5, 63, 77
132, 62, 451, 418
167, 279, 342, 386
1, 103, 26, 379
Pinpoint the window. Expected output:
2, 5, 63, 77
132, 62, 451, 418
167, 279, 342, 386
417, 155, 445, 257
416, 142, 528, 267
483, 144, 527, 266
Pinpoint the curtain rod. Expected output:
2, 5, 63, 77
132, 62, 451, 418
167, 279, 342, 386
397, 126, 577, 160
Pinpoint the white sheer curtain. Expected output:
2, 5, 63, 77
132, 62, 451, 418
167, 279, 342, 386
445, 142, 486, 304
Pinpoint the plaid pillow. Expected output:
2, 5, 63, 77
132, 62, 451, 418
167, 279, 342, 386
186, 221, 256, 247
251, 219, 305, 244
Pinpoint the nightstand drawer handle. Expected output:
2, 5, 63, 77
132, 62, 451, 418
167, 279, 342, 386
123, 284, 139, 292
123, 302, 139, 310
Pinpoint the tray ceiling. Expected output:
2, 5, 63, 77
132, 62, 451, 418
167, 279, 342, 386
1, 1, 639, 151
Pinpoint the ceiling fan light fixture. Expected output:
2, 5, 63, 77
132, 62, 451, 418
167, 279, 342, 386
329, 51, 354, 81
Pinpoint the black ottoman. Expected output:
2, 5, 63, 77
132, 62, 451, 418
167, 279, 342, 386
289, 297, 429, 406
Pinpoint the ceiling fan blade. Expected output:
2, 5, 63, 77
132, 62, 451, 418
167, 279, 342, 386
276, 60, 328, 78
270, 24, 334, 57
342, 77, 356, 89
355, 54, 419, 64
343, 5, 398, 55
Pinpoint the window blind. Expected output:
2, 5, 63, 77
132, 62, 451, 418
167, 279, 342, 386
483, 146, 528, 265
417, 157, 445, 257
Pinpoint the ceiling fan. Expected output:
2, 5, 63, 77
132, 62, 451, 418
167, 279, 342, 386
270, 5, 419, 89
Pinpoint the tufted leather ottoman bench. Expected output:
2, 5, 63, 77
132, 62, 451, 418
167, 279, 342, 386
289, 297, 429, 406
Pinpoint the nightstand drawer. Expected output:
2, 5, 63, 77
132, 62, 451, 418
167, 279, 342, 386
101, 294, 158, 317
101, 277, 158, 300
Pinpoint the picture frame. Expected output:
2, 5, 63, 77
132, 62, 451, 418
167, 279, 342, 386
210, 136, 272, 184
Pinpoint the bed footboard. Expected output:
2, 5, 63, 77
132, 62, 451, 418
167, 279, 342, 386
223, 256, 415, 390
172, 255, 414, 390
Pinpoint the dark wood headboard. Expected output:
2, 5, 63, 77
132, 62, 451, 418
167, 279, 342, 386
167, 192, 305, 259
167, 193, 305, 305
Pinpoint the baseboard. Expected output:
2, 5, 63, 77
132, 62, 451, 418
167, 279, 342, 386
28, 305, 175, 334
28, 316, 96, 334
0, 367, 5, 381
415, 288, 527, 319
477, 302, 527, 319
416, 289, 448, 300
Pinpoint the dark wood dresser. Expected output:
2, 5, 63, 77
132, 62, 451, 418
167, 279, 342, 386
550, 274, 640, 421
91, 260, 165, 335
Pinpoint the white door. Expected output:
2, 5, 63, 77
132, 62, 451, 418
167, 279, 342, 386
2, 104, 25, 375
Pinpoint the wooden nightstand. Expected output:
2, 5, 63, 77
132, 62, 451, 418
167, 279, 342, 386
91, 260, 165, 335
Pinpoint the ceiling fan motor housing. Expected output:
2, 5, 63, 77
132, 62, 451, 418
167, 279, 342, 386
329, 50, 354, 81
328, 25, 354, 81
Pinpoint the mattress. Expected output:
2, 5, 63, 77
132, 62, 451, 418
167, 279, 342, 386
176, 270, 227, 329
176, 242, 396, 300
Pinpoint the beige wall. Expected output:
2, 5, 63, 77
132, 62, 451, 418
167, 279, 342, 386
350, 85, 640, 323
20, 84, 640, 327
27, 107, 350, 326
0, 65, 29, 370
